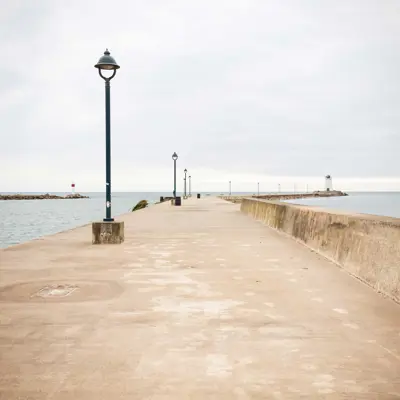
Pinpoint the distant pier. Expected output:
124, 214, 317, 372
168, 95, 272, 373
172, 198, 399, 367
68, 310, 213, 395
220, 190, 348, 203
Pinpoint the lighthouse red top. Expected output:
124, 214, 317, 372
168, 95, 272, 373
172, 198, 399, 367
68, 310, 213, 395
71, 183, 75, 188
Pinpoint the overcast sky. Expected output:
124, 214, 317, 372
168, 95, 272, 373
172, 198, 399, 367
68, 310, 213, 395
1, 0, 399, 192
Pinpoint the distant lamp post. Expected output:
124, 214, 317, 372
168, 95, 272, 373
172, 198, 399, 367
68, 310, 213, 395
257, 182, 259, 196
184, 169, 188, 198
189, 175, 192, 197
172, 152, 178, 198
229, 180, 232, 196
95, 49, 120, 222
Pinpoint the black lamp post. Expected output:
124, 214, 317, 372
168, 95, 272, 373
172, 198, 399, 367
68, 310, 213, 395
184, 169, 188, 198
172, 152, 178, 198
189, 175, 192, 197
95, 49, 120, 222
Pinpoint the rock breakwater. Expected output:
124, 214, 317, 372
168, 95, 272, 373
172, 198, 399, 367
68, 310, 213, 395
0, 193, 89, 200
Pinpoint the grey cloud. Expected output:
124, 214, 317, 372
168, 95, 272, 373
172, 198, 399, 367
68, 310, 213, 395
1, 0, 400, 191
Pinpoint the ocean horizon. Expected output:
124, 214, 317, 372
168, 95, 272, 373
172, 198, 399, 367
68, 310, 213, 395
1, 191, 399, 249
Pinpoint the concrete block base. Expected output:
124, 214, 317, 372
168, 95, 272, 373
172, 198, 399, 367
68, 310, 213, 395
92, 221, 124, 244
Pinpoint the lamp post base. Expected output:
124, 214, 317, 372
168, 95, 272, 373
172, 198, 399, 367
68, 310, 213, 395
92, 221, 124, 244
171, 196, 182, 206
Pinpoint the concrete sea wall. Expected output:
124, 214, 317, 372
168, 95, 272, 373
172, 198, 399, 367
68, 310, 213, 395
241, 198, 400, 302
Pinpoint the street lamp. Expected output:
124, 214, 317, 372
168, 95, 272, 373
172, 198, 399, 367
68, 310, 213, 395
172, 152, 178, 198
257, 182, 260, 196
189, 175, 192, 197
95, 49, 120, 222
229, 180, 232, 196
184, 169, 188, 198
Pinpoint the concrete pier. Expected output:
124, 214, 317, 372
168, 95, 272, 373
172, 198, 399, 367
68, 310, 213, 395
1, 197, 399, 398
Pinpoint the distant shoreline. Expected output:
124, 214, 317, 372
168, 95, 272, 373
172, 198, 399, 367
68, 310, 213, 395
0, 193, 89, 200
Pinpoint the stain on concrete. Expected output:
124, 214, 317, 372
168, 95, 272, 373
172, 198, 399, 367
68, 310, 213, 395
0, 280, 122, 303
333, 308, 348, 314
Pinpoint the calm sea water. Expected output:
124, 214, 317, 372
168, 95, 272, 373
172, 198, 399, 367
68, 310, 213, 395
1, 191, 399, 249
285, 192, 400, 219
0, 192, 166, 249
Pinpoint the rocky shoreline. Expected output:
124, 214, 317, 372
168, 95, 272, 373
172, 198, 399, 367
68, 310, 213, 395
0, 193, 89, 200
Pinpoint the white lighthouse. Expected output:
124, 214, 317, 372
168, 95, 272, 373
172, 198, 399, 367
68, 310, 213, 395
71, 182, 76, 194
325, 175, 332, 191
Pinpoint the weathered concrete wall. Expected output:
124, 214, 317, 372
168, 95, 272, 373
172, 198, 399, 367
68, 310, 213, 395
219, 196, 244, 203
241, 198, 400, 302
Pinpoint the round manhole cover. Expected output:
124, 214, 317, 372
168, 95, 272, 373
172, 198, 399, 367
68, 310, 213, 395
0, 280, 122, 303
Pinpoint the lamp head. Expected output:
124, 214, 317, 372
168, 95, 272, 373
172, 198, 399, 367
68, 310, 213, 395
95, 49, 120, 70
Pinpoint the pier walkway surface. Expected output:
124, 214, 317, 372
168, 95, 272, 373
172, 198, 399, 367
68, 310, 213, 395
1, 197, 399, 399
